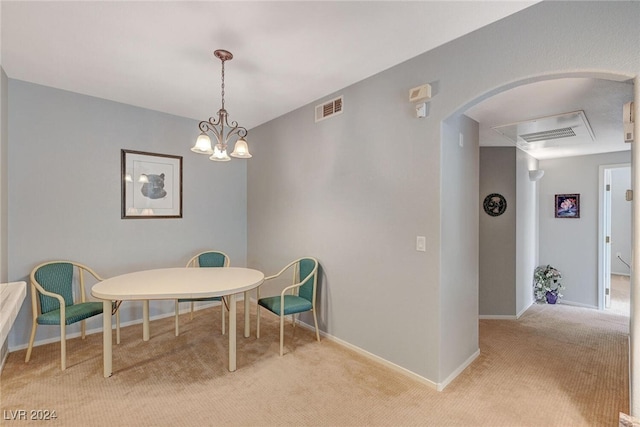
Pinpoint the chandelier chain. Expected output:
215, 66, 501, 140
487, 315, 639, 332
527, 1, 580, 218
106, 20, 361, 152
221, 58, 226, 111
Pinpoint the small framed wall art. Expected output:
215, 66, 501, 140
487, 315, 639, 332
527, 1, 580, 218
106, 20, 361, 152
121, 149, 183, 219
483, 193, 507, 217
555, 193, 580, 218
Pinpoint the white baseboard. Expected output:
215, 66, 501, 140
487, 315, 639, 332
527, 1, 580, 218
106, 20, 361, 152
478, 301, 534, 320
438, 349, 480, 391
292, 319, 439, 390
612, 272, 631, 277
557, 300, 597, 309
516, 301, 534, 319
294, 319, 480, 391
479, 315, 517, 320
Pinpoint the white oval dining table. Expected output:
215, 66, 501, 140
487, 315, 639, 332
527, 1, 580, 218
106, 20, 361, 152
91, 267, 264, 378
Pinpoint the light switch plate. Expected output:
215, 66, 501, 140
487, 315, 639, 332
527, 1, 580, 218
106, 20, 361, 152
416, 236, 426, 252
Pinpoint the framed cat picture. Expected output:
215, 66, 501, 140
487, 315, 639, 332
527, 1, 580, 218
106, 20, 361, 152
121, 149, 183, 219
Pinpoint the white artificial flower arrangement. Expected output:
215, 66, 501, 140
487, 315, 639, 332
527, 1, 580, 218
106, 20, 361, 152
533, 265, 565, 303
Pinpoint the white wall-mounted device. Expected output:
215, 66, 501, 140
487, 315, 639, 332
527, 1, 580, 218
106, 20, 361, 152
415, 102, 427, 118
409, 84, 432, 103
528, 169, 545, 182
624, 101, 634, 143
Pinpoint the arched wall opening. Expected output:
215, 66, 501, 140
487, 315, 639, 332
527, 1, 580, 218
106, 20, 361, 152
439, 71, 637, 409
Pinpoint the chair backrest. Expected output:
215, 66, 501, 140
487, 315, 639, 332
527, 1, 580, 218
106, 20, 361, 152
186, 251, 230, 268
34, 262, 75, 314
297, 258, 318, 303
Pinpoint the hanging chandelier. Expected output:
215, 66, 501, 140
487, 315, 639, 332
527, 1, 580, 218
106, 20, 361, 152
191, 49, 252, 161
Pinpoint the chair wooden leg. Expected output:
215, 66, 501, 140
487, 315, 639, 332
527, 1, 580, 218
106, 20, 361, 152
25, 321, 37, 363
279, 313, 285, 357
312, 309, 320, 342
60, 323, 66, 371
190, 302, 194, 320
291, 314, 297, 341
174, 301, 180, 336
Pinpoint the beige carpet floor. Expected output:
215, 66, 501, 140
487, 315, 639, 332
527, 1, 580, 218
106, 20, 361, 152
0, 298, 629, 426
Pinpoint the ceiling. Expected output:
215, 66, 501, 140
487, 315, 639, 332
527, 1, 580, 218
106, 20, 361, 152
466, 77, 634, 160
2, 1, 631, 160
1, 1, 535, 126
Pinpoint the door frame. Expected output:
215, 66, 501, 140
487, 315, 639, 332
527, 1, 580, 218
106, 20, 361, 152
599, 163, 631, 310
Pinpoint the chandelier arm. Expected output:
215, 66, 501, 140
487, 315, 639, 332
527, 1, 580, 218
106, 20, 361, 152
227, 120, 248, 138
223, 126, 249, 145
220, 115, 247, 142
199, 118, 224, 141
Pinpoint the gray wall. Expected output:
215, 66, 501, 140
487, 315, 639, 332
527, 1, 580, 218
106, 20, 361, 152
479, 147, 516, 316
479, 147, 538, 318
441, 114, 479, 381
247, 1, 639, 385
611, 167, 632, 275
7, 80, 247, 349
515, 149, 539, 315
539, 151, 631, 307
247, 67, 439, 379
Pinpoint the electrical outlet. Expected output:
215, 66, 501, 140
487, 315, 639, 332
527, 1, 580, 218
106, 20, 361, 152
616, 252, 622, 258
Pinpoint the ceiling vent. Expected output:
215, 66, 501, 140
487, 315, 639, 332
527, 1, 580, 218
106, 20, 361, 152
520, 127, 576, 143
492, 110, 595, 149
315, 96, 343, 123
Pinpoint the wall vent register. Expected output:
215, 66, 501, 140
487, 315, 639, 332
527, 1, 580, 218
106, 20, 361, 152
315, 96, 343, 122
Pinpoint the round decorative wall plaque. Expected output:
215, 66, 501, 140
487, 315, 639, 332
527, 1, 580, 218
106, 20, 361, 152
483, 193, 507, 217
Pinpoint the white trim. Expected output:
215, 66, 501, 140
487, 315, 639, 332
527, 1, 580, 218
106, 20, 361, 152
479, 301, 533, 320
257, 294, 476, 391
292, 319, 439, 390
479, 315, 517, 320
438, 349, 480, 391
555, 299, 598, 310
516, 301, 533, 319
612, 272, 632, 277
598, 163, 631, 310
630, 76, 639, 415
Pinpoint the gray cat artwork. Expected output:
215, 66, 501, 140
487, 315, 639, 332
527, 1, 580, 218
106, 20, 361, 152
140, 173, 167, 199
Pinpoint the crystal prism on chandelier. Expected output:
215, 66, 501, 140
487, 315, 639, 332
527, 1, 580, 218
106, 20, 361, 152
191, 49, 252, 161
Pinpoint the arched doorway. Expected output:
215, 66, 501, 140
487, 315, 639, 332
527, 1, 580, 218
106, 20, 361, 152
443, 71, 637, 411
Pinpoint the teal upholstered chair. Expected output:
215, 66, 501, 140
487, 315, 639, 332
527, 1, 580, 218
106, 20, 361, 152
175, 250, 230, 336
25, 261, 121, 370
256, 257, 320, 356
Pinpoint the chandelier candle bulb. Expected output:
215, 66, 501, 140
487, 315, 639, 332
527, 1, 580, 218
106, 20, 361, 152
192, 49, 252, 161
